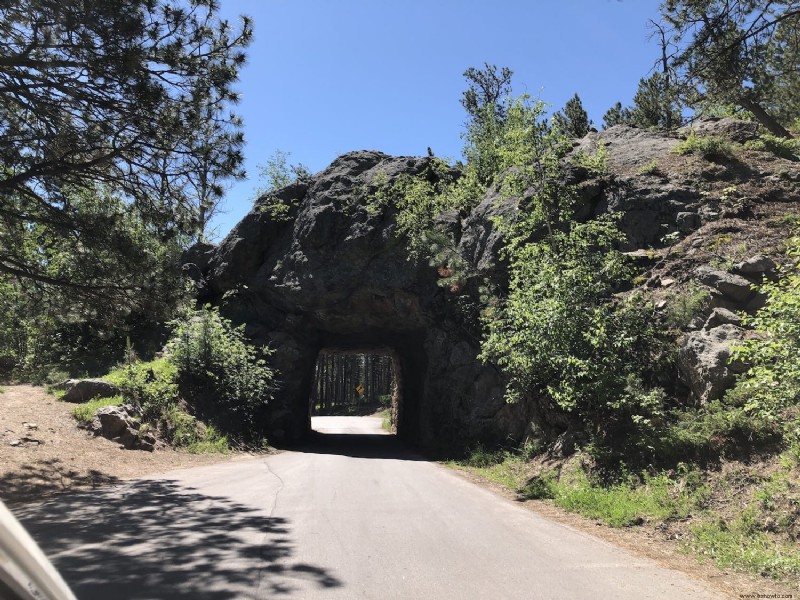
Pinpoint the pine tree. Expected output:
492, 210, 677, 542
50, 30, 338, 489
553, 93, 592, 138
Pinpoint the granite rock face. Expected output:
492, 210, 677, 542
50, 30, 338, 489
197, 121, 798, 449
203, 151, 521, 449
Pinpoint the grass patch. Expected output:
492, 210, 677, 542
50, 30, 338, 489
689, 522, 800, 580
452, 444, 544, 493
688, 467, 800, 580
71, 394, 124, 425
522, 464, 710, 528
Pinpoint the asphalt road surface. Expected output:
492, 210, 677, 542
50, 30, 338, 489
15, 416, 726, 599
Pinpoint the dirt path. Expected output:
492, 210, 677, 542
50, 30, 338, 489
0, 385, 241, 507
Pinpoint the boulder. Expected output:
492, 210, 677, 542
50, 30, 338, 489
91, 405, 154, 452
704, 307, 744, 330
62, 379, 118, 403
732, 255, 777, 278
696, 265, 755, 304
93, 406, 135, 437
678, 324, 748, 404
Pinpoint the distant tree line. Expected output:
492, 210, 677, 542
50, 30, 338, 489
312, 352, 394, 415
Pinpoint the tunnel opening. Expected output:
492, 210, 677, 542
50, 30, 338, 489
309, 348, 400, 436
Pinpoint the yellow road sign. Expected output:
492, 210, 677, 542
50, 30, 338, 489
355, 384, 365, 395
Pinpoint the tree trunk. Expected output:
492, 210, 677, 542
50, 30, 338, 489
738, 97, 793, 138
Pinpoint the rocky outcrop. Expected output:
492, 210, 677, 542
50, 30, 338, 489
678, 324, 750, 405
203, 151, 520, 449
90, 405, 155, 451
62, 379, 118, 403
678, 117, 763, 143
197, 121, 799, 449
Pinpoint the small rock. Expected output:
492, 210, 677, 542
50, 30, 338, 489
676, 212, 701, 234
9, 439, 20, 447
23, 422, 38, 431
660, 278, 676, 288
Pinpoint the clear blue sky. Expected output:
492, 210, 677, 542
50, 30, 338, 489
212, 0, 664, 239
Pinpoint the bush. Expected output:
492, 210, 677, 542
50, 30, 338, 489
167, 305, 275, 442
743, 135, 800, 161
727, 237, 800, 446
671, 132, 733, 159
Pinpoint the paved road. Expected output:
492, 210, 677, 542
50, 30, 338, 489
15, 417, 725, 599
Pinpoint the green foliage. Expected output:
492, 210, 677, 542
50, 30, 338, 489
0, 185, 189, 381
689, 467, 800, 581
602, 102, 632, 129
71, 395, 125, 425
671, 132, 733, 159
636, 160, 662, 175
628, 72, 683, 130
552, 93, 592, 138
743, 135, 800, 161
168, 305, 275, 441
393, 159, 461, 261
658, 401, 782, 463
0, 0, 252, 293
728, 237, 800, 441
602, 73, 681, 131
481, 217, 664, 446
252, 150, 311, 200
663, 0, 797, 136
537, 465, 710, 528
106, 357, 229, 453
665, 283, 711, 330
690, 520, 800, 580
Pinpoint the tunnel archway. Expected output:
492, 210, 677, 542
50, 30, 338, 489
203, 150, 530, 451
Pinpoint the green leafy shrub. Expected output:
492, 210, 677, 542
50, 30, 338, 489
665, 283, 711, 330
671, 132, 733, 159
168, 305, 275, 442
743, 135, 800, 161
727, 237, 800, 445
636, 159, 662, 176
481, 218, 666, 449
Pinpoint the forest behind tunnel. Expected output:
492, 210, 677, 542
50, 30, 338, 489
310, 350, 397, 421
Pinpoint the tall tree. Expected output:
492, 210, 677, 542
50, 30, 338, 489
553, 93, 592, 138
602, 102, 632, 129
628, 72, 683, 129
0, 0, 252, 296
663, 0, 800, 137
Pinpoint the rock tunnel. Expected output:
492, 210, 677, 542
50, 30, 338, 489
197, 151, 529, 451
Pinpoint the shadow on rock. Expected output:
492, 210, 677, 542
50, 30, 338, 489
13, 479, 342, 599
0, 458, 120, 507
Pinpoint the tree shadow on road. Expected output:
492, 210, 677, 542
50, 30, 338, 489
13, 479, 342, 599
0, 458, 120, 507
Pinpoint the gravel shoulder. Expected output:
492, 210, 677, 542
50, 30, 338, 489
0, 385, 243, 508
